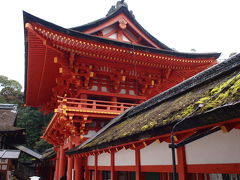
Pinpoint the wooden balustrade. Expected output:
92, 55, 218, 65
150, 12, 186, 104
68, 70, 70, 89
57, 96, 137, 114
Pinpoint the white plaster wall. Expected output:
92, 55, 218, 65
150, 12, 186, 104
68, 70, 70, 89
115, 149, 135, 166
102, 26, 114, 35
109, 33, 117, 39
141, 141, 175, 165
209, 174, 223, 180
98, 152, 111, 166
186, 129, 240, 164
84, 130, 97, 138
123, 35, 130, 42
88, 155, 95, 166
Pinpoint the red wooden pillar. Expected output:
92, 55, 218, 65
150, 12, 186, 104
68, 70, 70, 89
135, 149, 142, 180
80, 94, 87, 108
206, 174, 210, 180
85, 157, 90, 180
110, 151, 116, 180
177, 146, 187, 180
59, 146, 66, 179
161, 173, 168, 180
94, 154, 99, 180
74, 156, 82, 180
67, 156, 74, 180
111, 97, 117, 111
54, 149, 60, 180
197, 173, 204, 180
67, 144, 74, 180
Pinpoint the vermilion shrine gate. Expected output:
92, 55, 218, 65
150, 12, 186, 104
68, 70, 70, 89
23, 1, 220, 180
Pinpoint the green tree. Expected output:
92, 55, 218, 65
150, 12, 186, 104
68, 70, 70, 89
17, 107, 53, 153
0, 75, 52, 154
0, 75, 23, 104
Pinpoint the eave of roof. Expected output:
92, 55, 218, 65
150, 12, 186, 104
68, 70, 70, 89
66, 53, 240, 154
0, 127, 25, 132
23, 11, 220, 103
23, 11, 220, 59
0, 104, 17, 110
68, 102, 240, 154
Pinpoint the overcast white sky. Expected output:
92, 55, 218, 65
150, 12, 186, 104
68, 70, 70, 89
0, 0, 239, 88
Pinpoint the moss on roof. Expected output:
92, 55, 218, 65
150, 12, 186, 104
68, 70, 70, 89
64, 55, 240, 155
77, 69, 240, 151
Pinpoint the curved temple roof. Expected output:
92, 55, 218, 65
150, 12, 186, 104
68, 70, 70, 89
23, 11, 220, 59
23, 9, 220, 108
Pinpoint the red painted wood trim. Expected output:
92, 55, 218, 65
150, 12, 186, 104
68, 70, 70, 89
111, 151, 116, 180
55, 149, 60, 180
85, 157, 90, 180
187, 163, 240, 174
98, 166, 111, 171
115, 166, 136, 171
74, 157, 82, 180
94, 154, 99, 180
141, 165, 172, 172
197, 173, 204, 180
83, 14, 160, 48
59, 146, 66, 179
177, 146, 187, 180
67, 143, 74, 180
117, 29, 123, 41
88, 165, 173, 172
67, 156, 74, 180
135, 149, 142, 180
88, 166, 95, 170
86, 163, 240, 175
160, 173, 168, 180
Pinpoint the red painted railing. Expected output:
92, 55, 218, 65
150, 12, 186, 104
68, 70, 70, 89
58, 96, 137, 114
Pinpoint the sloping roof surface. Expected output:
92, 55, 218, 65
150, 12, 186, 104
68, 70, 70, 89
41, 148, 55, 160
14, 145, 42, 159
0, 150, 21, 159
67, 54, 240, 154
23, 11, 220, 60
0, 104, 24, 132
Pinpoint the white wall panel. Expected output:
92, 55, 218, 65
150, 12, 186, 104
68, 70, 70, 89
186, 129, 240, 164
98, 152, 111, 166
141, 141, 174, 165
88, 155, 95, 166
115, 149, 135, 166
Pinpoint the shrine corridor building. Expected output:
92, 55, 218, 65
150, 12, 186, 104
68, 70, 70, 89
23, 1, 239, 180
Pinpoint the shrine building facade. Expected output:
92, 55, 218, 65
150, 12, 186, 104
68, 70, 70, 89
22, 1, 239, 180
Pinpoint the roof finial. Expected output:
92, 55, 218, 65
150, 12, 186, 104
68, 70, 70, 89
116, 0, 128, 9
107, 0, 133, 17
